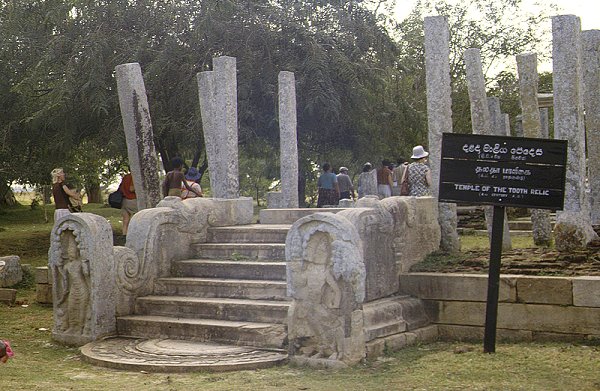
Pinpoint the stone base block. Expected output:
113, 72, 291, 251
0, 288, 17, 305
0, 255, 23, 287
35, 266, 52, 284
365, 325, 438, 359
36, 284, 53, 304
437, 324, 532, 342
573, 276, 600, 307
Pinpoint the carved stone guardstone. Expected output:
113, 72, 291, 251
286, 213, 366, 366
49, 213, 115, 346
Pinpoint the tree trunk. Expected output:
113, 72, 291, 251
0, 182, 17, 206
85, 183, 102, 204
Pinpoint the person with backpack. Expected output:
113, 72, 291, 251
119, 173, 137, 236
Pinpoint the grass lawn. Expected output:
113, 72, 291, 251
2, 203, 599, 390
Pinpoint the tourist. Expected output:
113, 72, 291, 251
392, 157, 409, 196
162, 157, 202, 198
0, 339, 14, 363
119, 172, 137, 236
50, 168, 82, 221
336, 166, 355, 201
357, 162, 373, 199
407, 145, 432, 196
376, 159, 393, 199
316, 162, 339, 207
181, 167, 203, 199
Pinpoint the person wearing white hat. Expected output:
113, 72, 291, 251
336, 166, 355, 201
405, 145, 432, 196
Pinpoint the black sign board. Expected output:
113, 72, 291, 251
439, 133, 568, 210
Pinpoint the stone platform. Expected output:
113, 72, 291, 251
81, 337, 287, 372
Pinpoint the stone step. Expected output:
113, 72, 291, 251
117, 315, 287, 349
81, 337, 288, 373
136, 296, 290, 324
157, 277, 288, 300
207, 224, 290, 244
193, 243, 286, 260
259, 208, 347, 225
173, 259, 287, 281
362, 295, 429, 342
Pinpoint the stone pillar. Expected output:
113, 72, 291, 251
464, 48, 512, 250
487, 97, 504, 136
197, 56, 240, 199
503, 114, 511, 136
516, 53, 552, 246
115, 63, 162, 210
514, 115, 524, 137
540, 108, 549, 139
424, 16, 460, 253
278, 71, 299, 208
552, 15, 598, 250
582, 30, 600, 225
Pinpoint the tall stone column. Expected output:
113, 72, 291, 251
424, 16, 460, 253
552, 15, 598, 250
278, 71, 299, 208
487, 97, 504, 135
197, 56, 240, 199
464, 48, 512, 250
503, 114, 511, 136
516, 53, 552, 246
582, 30, 600, 225
540, 108, 549, 139
115, 63, 162, 210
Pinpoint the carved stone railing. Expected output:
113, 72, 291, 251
286, 196, 440, 366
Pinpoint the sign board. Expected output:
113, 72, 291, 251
439, 133, 568, 210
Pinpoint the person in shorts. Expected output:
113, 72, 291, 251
119, 173, 137, 236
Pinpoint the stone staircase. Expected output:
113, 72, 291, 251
82, 224, 292, 371
81, 211, 437, 371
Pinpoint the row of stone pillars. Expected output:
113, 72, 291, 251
424, 14, 599, 252
114, 58, 299, 210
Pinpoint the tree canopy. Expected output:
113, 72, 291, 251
0, 0, 556, 205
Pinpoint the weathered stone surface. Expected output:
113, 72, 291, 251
115, 63, 162, 209
365, 325, 438, 358
266, 191, 283, 209
0, 255, 22, 287
514, 115, 523, 137
540, 108, 549, 138
424, 16, 460, 253
338, 199, 355, 208
553, 15, 598, 249
431, 300, 600, 335
464, 49, 511, 250
278, 71, 299, 208
36, 284, 53, 304
0, 288, 17, 305
504, 113, 511, 136
516, 276, 573, 305
516, 53, 553, 246
197, 56, 239, 199
81, 337, 287, 373
572, 276, 600, 307
338, 207, 398, 301
582, 30, 600, 225
35, 266, 51, 285
259, 207, 346, 225
487, 97, 505, 136
381, 197, 441, 273
399, 273, 517, 302
49, 213, 116, 346
437, 324, 532, 342
286, 213, 366, 364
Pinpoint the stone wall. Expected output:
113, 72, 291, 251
399, 273, 600, 341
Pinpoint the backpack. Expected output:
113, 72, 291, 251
108, 190, 123, 209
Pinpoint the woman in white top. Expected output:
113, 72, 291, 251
181, 166, 203, 199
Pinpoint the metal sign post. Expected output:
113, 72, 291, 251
483, 205, 505, 353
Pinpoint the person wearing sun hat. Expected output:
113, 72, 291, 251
336, 166, 355, 201
405, 145, 432, 196
181, 166, 203, 199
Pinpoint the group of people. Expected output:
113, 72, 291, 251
317, 145, 432, 207
50, 157, 204, 236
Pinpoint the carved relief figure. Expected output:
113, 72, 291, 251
55, 230, 91, 336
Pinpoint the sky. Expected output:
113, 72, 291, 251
393, 0, 600, 30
